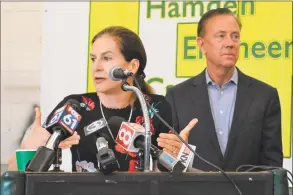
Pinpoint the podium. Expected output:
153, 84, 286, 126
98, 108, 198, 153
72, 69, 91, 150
1, 170, 289, 195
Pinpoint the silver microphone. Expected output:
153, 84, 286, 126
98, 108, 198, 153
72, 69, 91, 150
109, 66, 133, 81
96, 137, 109, 153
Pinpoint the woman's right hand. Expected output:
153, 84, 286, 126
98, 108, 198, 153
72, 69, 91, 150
22, 107, 80, 150
21, 107, 51, 149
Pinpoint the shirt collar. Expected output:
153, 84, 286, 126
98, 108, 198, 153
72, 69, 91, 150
205, 68, 238, 85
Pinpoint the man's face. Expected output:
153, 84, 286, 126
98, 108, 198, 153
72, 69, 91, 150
197, 14, 240, 69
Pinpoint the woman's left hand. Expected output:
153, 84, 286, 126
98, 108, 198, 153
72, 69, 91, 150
157, 118, 198, 157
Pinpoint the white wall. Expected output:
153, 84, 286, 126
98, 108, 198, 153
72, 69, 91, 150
40, 2, 89, 171
0, 2, 90, 171
40, 2, 89, 120
1, 2, 43, 164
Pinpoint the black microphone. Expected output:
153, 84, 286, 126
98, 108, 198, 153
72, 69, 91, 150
26, 99, 82, 172
83, 118, 118, 148
96, 137, 120, 174
109, 66, 133, 81
111, 116, 185, 173
83, 118, 121, 174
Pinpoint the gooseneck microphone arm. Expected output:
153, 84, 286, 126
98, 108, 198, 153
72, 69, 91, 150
121, 81, 152, 172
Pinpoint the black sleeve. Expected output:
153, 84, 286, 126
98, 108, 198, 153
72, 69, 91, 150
151, 96, 173, 172
156, 98, 173, 134
259, 88, 283, 167
165, 88, 179, 133
150, 95, 173, 148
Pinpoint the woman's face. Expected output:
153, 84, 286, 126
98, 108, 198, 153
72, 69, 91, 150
90, 35, 138, 94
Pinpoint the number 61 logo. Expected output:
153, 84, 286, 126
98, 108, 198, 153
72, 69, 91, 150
62, 114, 79, 130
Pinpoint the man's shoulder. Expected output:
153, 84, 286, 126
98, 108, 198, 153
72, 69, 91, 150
147, 93, 168, 103
168, 76, 198, 93
241, 71, 277, 94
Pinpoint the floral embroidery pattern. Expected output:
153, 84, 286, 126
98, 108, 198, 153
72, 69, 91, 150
128, 160, 138, 172
135, 116, 155, 134
115, 145, 137, 157
135, 94, 161, 134
80, 96, 95, 111
148, 102, 160, 118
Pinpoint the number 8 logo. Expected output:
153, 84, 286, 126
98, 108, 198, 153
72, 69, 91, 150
118, 128, 132, 145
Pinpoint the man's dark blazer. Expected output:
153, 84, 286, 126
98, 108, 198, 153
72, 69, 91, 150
165, 67, 283, 171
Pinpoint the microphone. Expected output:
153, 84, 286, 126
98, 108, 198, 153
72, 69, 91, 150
26, 99, 82, 172
112, 116, 185, 173
46, 99, 82, 148
177, 143, 196, 172
83, 118, 121, 174
96, 137, 120, 174
109, 66, 133, 81
109, 66, 152, 171
83, 118, 117, 148
115, 120, 145, 153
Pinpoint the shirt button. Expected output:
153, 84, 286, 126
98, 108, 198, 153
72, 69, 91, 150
220, 110, 224, 114
221, 91, 224, 96
218, 130, 223, 135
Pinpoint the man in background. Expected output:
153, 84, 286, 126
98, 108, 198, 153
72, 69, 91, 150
158, 8, 283, 171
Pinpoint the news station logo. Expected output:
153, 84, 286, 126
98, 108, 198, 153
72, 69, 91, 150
116, 123, 135, 150
47, 105, 82, 134
84, 118, 107, 136
177, 144, 196, 171
161, 152, 175, 165
47, 106, 66, 127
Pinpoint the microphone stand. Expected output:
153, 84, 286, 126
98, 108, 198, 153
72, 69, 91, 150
49, 148, 63, 172
136, 149, 144, 172
121, 80, 152, 172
